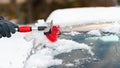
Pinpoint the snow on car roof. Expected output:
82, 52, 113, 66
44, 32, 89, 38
46, 7, 120, 27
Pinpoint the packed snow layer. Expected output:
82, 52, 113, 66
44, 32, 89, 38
23, 26, 93, 68
87, 30, 101, 36
63, 31, 81, 36
0, 33, 32, 68
24, 39, 93, 68
46, 7, 120, 27
65, 63, 74, 67
101, 23, 120, 33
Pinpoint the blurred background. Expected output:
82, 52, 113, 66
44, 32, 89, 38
0, 0, 119, 24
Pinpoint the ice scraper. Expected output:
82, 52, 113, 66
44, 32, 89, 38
16, 22, 60, 43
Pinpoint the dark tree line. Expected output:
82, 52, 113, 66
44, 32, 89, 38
0, 0, 119, 24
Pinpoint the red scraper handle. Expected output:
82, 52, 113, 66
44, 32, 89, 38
18, 26, 31, 32
17, 26, 47, 32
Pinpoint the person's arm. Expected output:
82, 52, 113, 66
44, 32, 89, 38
0, 16, 18, 38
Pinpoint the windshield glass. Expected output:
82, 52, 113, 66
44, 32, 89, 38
49, 33, 120, 68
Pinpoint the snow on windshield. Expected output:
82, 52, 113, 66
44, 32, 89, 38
0, 7, 120, 68
24, 39, 93, 68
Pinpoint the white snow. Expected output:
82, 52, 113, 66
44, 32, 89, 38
24, 39, 93, 68
24, 54, 62, 68
35, 19, 47, 26
87, 30, 101, 36
63, 31, 81, 36
46, 7, 120, 27
23, 22, 93, 68
0, 33, 32, 68
1, 7, 120, 68
65, 63, 74, 67
101, 22, 120, 33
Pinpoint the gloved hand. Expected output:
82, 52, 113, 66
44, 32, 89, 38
0, 16, 18, 38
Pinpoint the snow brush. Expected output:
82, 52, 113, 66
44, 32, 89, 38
16, 22, 60, 43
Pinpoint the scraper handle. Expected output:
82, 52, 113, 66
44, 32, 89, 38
17, 26, 47, 32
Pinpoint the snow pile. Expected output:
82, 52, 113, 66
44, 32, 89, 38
46, 7, 120, 27
25, 53, 62, 68
23, 20, 93, 68
63, 31, 81, 36
0, 33, 32, 68
35, 19, 47, 26
24, 39, 93, 68
65, 63, 74, 67
87, 30, 101, 36
101, 23, 120, 33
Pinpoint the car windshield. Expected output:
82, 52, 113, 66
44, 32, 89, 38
49, 33, 120, 68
